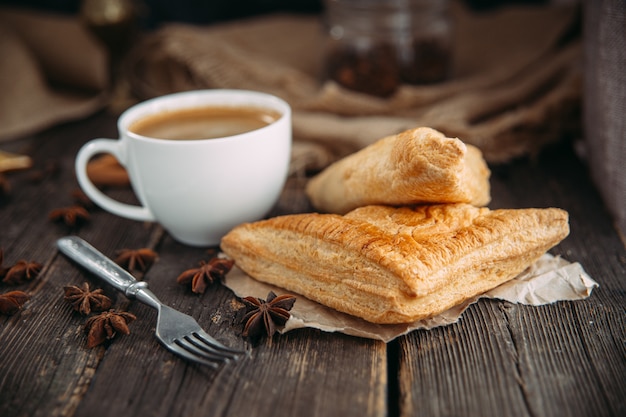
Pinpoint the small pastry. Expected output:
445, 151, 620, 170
305, 127, 491, 214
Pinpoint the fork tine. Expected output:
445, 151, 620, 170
175, 335, 236, 362
178, 334, 230, 360
187, 333, 242, 360
165, 342, 222, 368
193, 330, 244, 357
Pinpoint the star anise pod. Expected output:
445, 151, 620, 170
115, 248, 158, 274
84, 309, 137, 348
64, 282, 112, 315
242, 291, 296, 339
176, 258, 234, 294
49, 205, 90, 227
2, 259, 43, 285
0, 290, 30, 315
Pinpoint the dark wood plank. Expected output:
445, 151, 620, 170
397, 143, 626, 417
70, 189, 387, 417
502, 301, 625, 417
3, 114, 624, 417
0, 112, 387, 417
398, 302, 535, 417
76, 311, 387, 417
0, 113, 169, 417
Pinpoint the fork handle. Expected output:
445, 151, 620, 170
57, 236, 156, 302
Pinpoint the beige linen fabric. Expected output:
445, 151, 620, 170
0, 8, 108, 142
0, 3, 581, 167
123, 2, 582, 166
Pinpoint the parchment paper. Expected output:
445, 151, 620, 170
224, 254, 597, 342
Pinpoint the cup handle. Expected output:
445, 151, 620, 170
75, 139, 155, 222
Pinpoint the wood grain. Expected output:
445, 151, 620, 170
0, 115, 624, 417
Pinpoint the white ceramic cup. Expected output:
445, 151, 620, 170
75, 89, 292, 246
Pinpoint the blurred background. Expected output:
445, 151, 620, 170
0, 0, 623, 237
0, 0, 557, 26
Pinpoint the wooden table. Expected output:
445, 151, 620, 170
0, 111, 624, 417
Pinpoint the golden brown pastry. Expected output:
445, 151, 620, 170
305, 127, 491, 214
221, 204, 569, 324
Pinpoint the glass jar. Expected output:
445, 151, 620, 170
323, 0, 452, 97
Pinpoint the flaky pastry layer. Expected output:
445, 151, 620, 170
221, 204, 569, 324
305, 127, 491, 214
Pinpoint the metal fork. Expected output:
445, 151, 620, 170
57, 236, 243, 367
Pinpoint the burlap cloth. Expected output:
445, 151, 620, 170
583, 0, 626, 239
1, 2, 581, 163
122, 1, 582, 168
0, 8, 108, 142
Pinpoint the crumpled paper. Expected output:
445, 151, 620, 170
224, 254, 597, 342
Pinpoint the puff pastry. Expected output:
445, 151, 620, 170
305, 127, 491, 214
221, 204, 569, 324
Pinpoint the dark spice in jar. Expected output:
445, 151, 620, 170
323, 0, 452, 97
399, 36, 451, 84
325, 42, 400, 97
